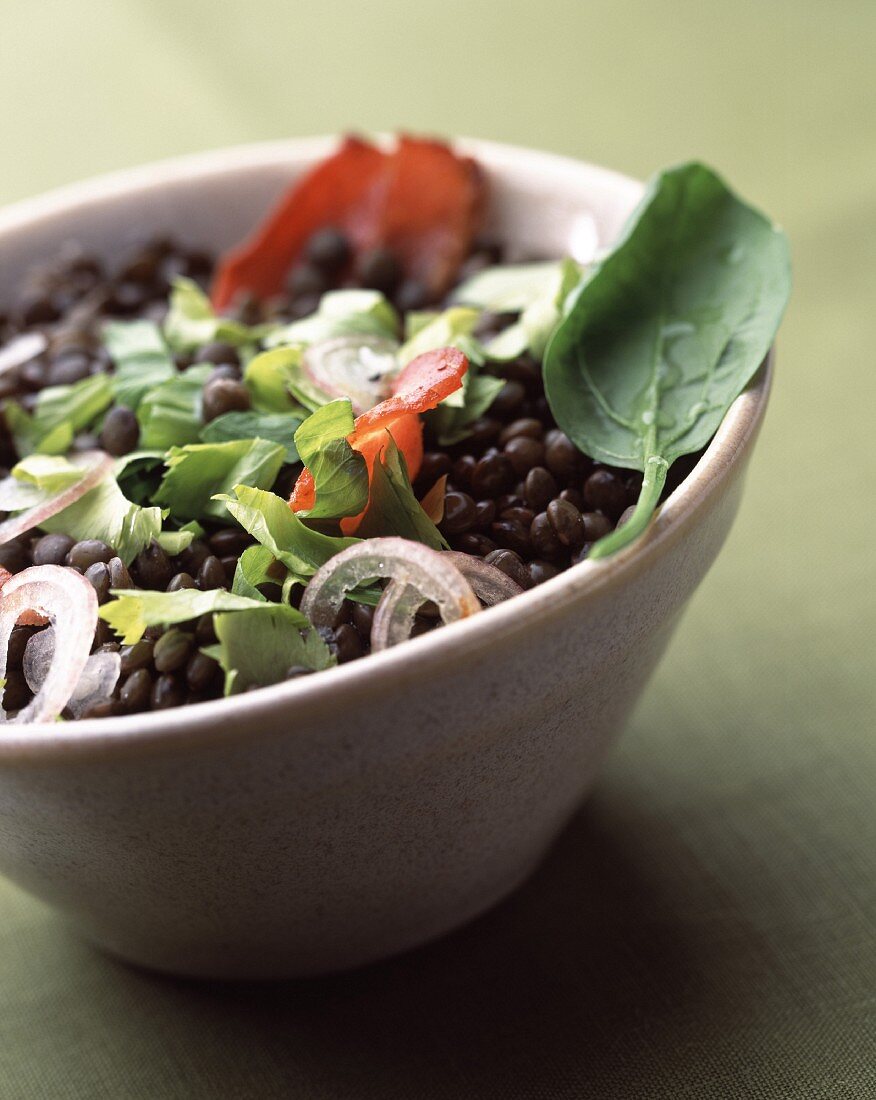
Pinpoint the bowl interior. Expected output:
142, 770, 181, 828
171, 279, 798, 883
0, 138, 769, 752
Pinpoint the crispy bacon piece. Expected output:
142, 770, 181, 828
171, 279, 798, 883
211, 135, 486, 311
290, 347, 468, 534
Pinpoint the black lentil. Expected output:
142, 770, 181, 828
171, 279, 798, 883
355, 247, 401, 294
547, 499, 586, 548
32, 533, 75, 567
119, 639, 154, 676
107, 557, 133, 589
305, 227, 352, 274
120, 669, 153, 713
153, 630, 193, 673
484, 548, 531, 590
84, 561, 111, 603
583, 469, 628, 518
66, 539, 114, 571
201, 377, 250, 422
99, 405, 140, 456
197, 555, 226, 591
134, 542, 173, 589
167, 571, 196, 592
152, 674, 186, 710
441, 491, 477, 535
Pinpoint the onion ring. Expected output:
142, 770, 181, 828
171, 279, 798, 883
303, 334, 400, 415
0, 450, 114, 547
23, 625, 121, 719
301, 537, 480, 651
370, 552, 524, 651
0, 332, 47, 375
434, 551, 525, 605
0, 565, 98, 723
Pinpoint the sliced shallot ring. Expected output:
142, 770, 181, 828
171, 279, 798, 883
0, 565, 98, 723
371, 552, 524, 651
440, 551, 526, 605
23, 625, 121, 719
0, 449, 114, 547
301, 537, 480, 649
0, 332, 47, 375
303, 334, 400, 415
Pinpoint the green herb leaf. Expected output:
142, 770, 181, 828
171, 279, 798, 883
103, 319, 176, 408
163, 277, 270, 352
137, 364, 211, 450
11, 453, 85, 494
483, 259, 582, 361
293, 400, 369, 519
200, 410, 302, 461
397, 306, 480, 368
243, 347, 306, 413
231, 544, 283, 601
218, 485, 360, 581
355, 433, 447, 549
452, 261, 571, 312
114, 450, 166, 505
40, 477, 162, 564
211, 603, 335, 695
3, 453, 160, 562
155, 438, 286, 522
544, 162, 791, 559
5, 373, 113, 455
427, 366, 505, 446
264, 289, 398, 349
99, 587, 283, 645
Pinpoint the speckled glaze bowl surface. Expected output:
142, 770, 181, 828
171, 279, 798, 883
0, 139, 771, 979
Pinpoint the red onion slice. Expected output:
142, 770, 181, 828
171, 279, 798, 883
440, 551, 525, 605
301, 537, 480, 650
371, 552, 524, 650
0, 332, 47, 375
0, 566, 98, 723
304, 335, 400, 414
23, 625, 120, 719
0, 450, 114, 547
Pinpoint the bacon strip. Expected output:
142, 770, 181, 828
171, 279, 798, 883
211, 135, 486, 310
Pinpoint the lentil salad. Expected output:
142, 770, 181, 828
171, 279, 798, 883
0, 136, 790, 723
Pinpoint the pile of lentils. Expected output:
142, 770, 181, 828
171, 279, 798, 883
0, 230, 696, 719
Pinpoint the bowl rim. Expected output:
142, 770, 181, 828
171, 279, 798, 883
0, 136, 772, 763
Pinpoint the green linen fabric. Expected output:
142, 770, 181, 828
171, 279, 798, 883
0, 1, 873, 1096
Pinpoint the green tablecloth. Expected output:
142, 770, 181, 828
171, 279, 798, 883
0, 2, 873, 1096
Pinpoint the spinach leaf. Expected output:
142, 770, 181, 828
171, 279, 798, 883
544, 162, 791, 559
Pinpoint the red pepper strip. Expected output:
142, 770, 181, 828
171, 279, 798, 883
289, 348, 468, 534
211, 135, 486, 310
0, 565, 47, 625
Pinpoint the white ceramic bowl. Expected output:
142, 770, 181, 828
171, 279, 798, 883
0, 139, 771, 978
